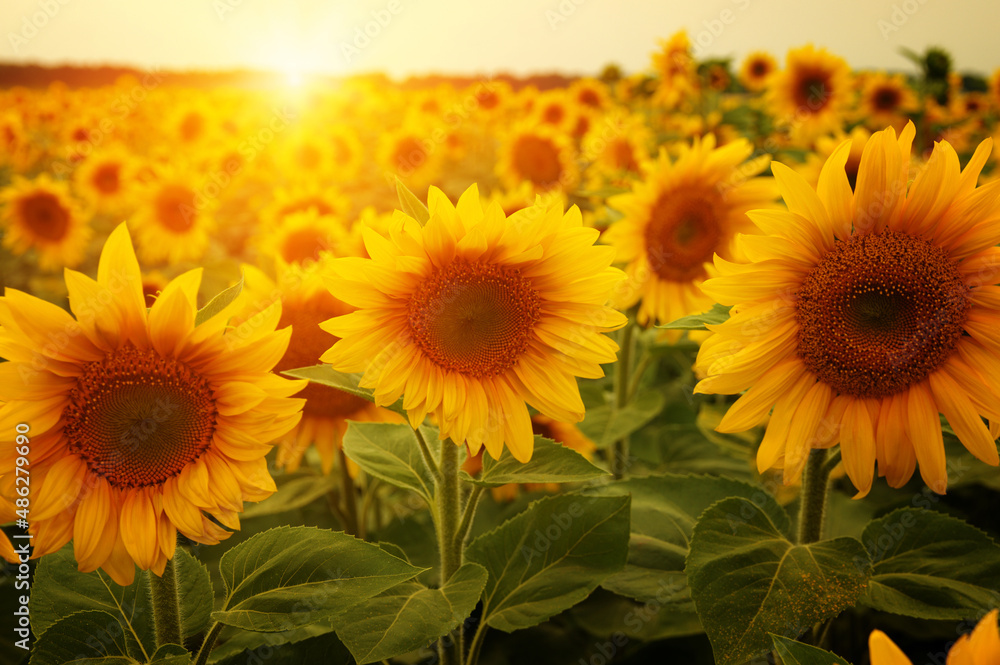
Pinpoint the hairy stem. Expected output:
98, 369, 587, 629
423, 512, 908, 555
797, 448, 832, 544
149, 556, 182, 648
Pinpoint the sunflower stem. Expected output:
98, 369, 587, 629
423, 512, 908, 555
797, 448, 832, 544
415, 425, 442, 482
149, 556, 183, 648
611, 318, 635, 479
455, 485, 485, 548
436, 438, 462, 665
193, 622, 223, 665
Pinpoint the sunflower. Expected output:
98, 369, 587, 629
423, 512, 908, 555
260, 183, 350, 231
0, 224, 305, 584
532, 90, 576, 134
0, 174, 91, 270
237, 266, 401, 474
256, 209, 351, 274
497, 123, 579, 194
651, 30, 698, 108
738, 51, 778, 92
321, 185, 626, 462
132, 171, 215, 265
797, 126, 872, 190
767, 45, 853, 144
582, 112, 652, 191
72, 147, 135, 215
328, 125, 365, 182
378, 125, 444, 196
602, 135, 778, 326
696, 123, 1000, 496
860, 72, 918, 131
869, 609, 999, 665
568, 78, 610, 112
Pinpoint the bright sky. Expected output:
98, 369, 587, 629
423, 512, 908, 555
2, 0, 998, 78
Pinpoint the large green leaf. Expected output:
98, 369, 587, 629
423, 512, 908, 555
211, 526, 425, 632
174, 549, 214, 640
770, 635, 853, 665
466, 493, 630, 632
578, 390, 666, 448
342, 422, 437, 502
332, 563, 487, 664
210, 630, 351, 665
571, 589, 704, 642
207, 621, 338, 663
30, 545, 153, 657
591, 474, 787, 608
28, 610, 139, 665
658, 303, 732, 330
280, 365, 405, 416
465, 435, 607, 487
860, 508, 1000, 619
686, 497, 869, 665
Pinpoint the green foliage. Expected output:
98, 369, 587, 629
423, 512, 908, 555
770, 635, 853, 665
464, 435, 608, 486
658, 303, 732, 330
686, 497, 869, 665
466, 493, 630, 632
343, 422, 438, 502
331, 563, 487, 663
396, 177, 430, 225
578, 389, 666, 448
194, 273, 243, 327
211, 526, 424, 632
860, 508, 1000, 619
28, 610, 140, 665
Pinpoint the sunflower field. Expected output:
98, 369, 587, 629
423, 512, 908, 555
3, 29, 1000, 665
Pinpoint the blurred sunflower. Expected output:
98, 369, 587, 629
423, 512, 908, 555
321, 185, 626, 462
237, 266, 401, 474
0, 174, 91, 270
602, 135, 777, 326
869, 609, 999, 665
568, 78, 610, 112
0, 225, 305, 583
697, 123, 1000, 496
767, 45, 852, 144
261, 183, 350, 230
582, 112, 652, 190
379, 125, 444, 196
497, 123, 579, 194
133, 171, 215, 265
72, 147, 135, 215
859, 72, 918, 131
651, 30, 698, 108
256, 209, 350, 274
738, 51, 778, 92
329, 125, 365, 182
532, 90, 576, 134
797, 125, 872, 190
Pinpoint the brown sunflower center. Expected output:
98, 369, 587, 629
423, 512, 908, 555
155, 184, 197, 233
873, 87, 901, 112
579, 89, 601, 108
751, 60, 769, 77
274, 292, 369, 417
64, 346, 217, 488
644, 190, 724, 282
512, 134, 563, 188
542, 103, 566, 125
793, 70, 832, 111
93, 163, 121, 195
611, 139, 639, 172
796, 230, 970, 399
279, 198, 335, 221
408, 260, 541, 378
392, 137, 428, 172
19, 192, 70, 241
281, 227, 329, 265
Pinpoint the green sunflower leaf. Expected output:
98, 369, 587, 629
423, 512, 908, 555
686, 497, 870, 665
31, 544, 155, 658
240, 471, 340, 519
280, 365, 405, 416
859, 508, 1000, 619
396, 177, 430, 225
147, 644, 191, 664
578, 388, 666, 448
208, 630, 351, 665
590, 474, 788, 610
27, 609, 138, 665
211, 526, 425, 632
463, 435, 608, 487
466, 493, 630, 632
657, 303, 732, 330
194, 273, 244, 327
174, 548, 214, 640
332, 563, 488, 664
770, 635, 854, 665
342, 422, 438, 502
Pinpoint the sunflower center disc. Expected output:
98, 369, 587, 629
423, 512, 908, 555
796, 230, 970, 399
64, 346, 217, 488
408, 260, 541, 378
20, 192, 70, 241
644, 191, 723, 282
512, 135, 562, 188
155, 184, 197, 233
